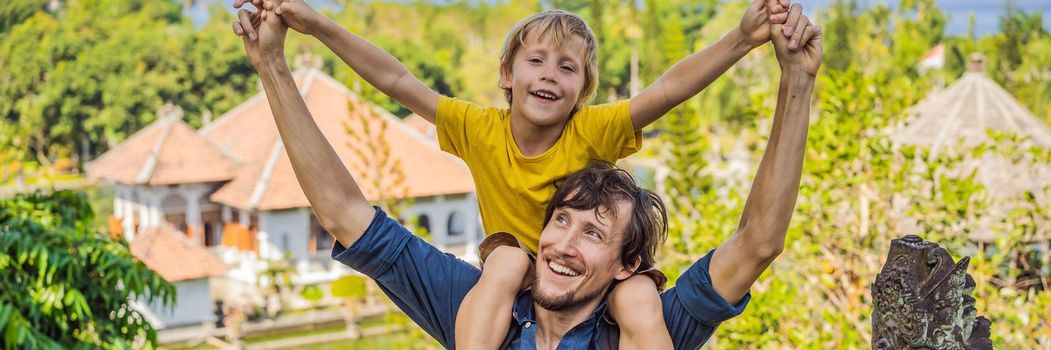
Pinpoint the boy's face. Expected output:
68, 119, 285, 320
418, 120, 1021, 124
501, 31, 588, 128
532, 201, 636, 312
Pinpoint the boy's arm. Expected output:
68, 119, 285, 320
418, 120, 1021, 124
236, 8, 375, 248
629, 0, 790, 130
253, 0, 440, 122
707, 12, 821, 305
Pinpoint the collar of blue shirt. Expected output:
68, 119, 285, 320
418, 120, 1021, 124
508, 291, 616, 349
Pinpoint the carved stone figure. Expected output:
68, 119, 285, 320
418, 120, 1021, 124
871, 235, 993, 349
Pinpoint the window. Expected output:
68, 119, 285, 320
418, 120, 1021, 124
281, 234, 290, 253
447, 211, 464, 236
311, 216, 333, 253
161, 194, 187, 234
417, 215, 431, 234
204, 222, 223, 247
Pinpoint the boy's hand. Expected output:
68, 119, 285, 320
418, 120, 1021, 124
739, 0, 790, 48
771, 8, 823, 76
233, 5, 288, 68
262, 0, 323, 36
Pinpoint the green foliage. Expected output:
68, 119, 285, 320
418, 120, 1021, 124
178, 3, 261, 129
0, 0, 46, 34
891, 0, 947, 76
657, 1, 1050, 347
0, 190, 175, 349
331, 275, 368, 299
0, 0, 256, 168
258, 252, 297, 318
822, 0, 857, 72
300, 284, 324, 302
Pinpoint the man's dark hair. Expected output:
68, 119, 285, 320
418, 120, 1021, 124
543, 160, 668, 273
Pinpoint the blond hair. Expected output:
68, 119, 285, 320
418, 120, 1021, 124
499, 10, 599, 111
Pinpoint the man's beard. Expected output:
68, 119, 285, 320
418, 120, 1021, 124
531, 275, 607, 311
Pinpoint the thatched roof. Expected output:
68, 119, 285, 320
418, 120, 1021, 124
894, 73, 1051, 155
892, 54, 1051, 204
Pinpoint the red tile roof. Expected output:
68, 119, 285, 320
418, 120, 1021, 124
203, 69, 474, 211
90, 69, 475, 212
130, 227, 227, 282
403, 114, 437, 143
920, 44, 944, 62
86, 117, 237, 185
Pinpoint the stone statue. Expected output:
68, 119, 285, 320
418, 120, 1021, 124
871, 235, 993, 349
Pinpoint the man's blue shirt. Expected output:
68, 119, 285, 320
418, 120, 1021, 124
333, 208, 750, 349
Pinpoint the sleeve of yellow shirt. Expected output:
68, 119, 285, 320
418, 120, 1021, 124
435, 96, 481, 159
572, 99, 643, 160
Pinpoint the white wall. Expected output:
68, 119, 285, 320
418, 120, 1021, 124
259, 208, 311, 261
115, 182, 223, 240
402, 194, 482, 248
148, 278, 215, 328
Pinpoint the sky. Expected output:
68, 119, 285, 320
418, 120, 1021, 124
189, 0, 1051, 37
798, 0, 1051, 37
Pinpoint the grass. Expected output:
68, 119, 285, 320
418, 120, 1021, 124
163, 315, 411, 350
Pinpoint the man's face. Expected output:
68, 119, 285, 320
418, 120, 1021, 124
532, 200, 636, 312
500, 30, 587, 128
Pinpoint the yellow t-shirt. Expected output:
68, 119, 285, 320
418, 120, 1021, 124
436, 96, 642, 251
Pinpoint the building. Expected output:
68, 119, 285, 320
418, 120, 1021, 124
130, 227, 227, 328
917, 44, 945, 73
87, 66, 482, 328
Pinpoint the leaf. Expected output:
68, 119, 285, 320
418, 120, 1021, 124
331, 275, 368, 299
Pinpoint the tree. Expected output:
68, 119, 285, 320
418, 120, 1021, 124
891, 0, 947, 76
176, 3, 261, 129
0, 190, 175, 349
0, 0, 261, 169
0, 0, 187, 166
0, 0, 47, 34
258, 252, 296, 319
331, 274, 368, 338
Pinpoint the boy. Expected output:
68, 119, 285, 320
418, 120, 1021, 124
233, 0, 798, 348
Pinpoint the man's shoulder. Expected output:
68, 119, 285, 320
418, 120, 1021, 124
331, 207, 482, 349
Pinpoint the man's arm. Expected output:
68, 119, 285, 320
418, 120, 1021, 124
236, 7, 375, 248
236, 11, 482, 349
629, 0, 790, 130
707, 10, 822, 305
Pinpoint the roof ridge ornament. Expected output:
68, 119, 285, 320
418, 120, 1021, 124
293, 52, 324, 72
966, 52, 986, 73
157, 102, 183, 122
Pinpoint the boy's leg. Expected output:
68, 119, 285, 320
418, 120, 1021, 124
609, 274, 673, 350
456, 243, 533, 349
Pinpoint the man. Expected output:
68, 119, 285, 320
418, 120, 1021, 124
232, 1, 821, 348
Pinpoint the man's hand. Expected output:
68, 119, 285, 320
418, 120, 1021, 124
738, 0, 790, 48
770, 4, 822, 76
262, 0, 323, 36
232, 4, 288, 68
